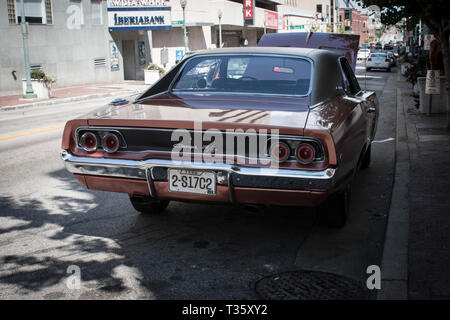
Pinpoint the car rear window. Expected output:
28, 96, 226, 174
172, 55, 312, 96
371, 53, 387, 57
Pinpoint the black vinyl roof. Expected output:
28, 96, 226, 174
189, 46, 342, 63
187, 47, 344, 105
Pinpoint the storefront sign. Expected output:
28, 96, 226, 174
424, 34, 434, 51
110, 41, 120, 71
160, 48, 169, 65
107, 1, 171, 31
243, 0, 255, 24
175, 50, 184, 62
426, 70, 440, 95
107, 0, 170, 7
264, 10, 278, 29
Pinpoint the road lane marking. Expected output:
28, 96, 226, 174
0, 125, 64, 142
373, 137, 395, 143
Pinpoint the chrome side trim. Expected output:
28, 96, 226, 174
61, 151, 336, 182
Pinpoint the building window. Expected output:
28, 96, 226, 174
344, 9, 351, 20
15, 0, 47, 24
91, 0, 102, 25
13, 0, 52, 24
69, 0, 84, 26
316, 4, 322, 13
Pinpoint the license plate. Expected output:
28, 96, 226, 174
168, 169, 216, 195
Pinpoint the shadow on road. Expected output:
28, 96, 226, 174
0, 168, 318, 299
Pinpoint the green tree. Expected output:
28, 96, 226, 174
358, 0, 450, 129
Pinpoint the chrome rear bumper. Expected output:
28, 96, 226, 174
61, 151, 337, 196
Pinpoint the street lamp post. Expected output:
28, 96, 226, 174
20, 0, 36, 99
218, 9, 223, 48
180, 0, 188, 54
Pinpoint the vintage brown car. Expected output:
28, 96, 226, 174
61, 47, 379, 227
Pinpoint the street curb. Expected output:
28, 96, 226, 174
0, 89, 142, 112
377, 84, 410, 300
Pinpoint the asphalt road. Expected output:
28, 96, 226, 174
0, 62, 397, 299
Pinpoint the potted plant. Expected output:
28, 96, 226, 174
144, 63, 165, 85
22, 69, 56, 99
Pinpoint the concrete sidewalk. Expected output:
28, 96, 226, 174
378, 66, 450, 299
402, 89, 450, 299
380, 67, 450, 299
0, 81, 147, 111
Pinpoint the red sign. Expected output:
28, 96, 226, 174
264, 10, 278, 29
243, 0, 254, 23
244, 0, 254, 8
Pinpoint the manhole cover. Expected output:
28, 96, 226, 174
255, 270, 367, 300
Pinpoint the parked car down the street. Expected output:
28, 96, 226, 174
384, 43, 394, 51
61, 47, 379, 228
357, 48, 371, 60
366, 52, 391, 72
387, 51, 397, 66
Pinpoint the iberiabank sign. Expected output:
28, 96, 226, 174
107, 2, 172, 31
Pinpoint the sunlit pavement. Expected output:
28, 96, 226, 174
0, 62, 398, 299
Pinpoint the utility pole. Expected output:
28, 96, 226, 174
180, 0, 188, 54
20, 0, 37, 99
218, 9, 223, 48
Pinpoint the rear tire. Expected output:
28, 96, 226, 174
317, 184, 351, 228
129, 195, 170, 214
361, 144, 372, 169
387, 67, 391, 72
366, 67, 371, 72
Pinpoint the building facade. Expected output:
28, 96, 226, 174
0, 0, 285, 93
1, 0, 125, 93
337, 0, 376, 45
278, 0, 338, 33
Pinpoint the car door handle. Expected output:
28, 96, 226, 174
367, 107, 376, 113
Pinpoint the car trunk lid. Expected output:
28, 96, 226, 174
86, 92, 310, 136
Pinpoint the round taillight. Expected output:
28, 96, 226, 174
80, 132, 97, 152
296, 144, 315, 164
102, 133, 120, 153
271, 141, 291, 163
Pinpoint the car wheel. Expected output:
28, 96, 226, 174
366, 67, 371, 72
129, 195, 170, 214
317, 184, 351, 228
361, 144, 371, 169
387, 67, 391, 72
